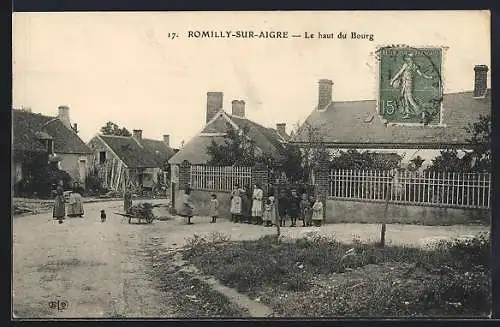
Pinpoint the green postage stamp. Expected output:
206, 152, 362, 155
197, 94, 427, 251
378, 46, 443, 125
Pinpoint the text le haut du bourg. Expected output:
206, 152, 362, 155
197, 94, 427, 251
187, 30, 375, 41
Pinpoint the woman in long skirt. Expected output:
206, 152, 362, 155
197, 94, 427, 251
67, 182, 84, 217
53, 185, 66, 224
230, 184, 242, 222
251, 184, 264, 225
123, 185, 133, 213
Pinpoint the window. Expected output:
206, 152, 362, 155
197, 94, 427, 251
99, 151, 106, 164
47, 139, 54, 154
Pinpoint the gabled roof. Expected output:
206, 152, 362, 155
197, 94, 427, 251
291, 90, 491, 149
12, 109, 92, 154
169, 110, 287, 165
98, 135, 160, 168
140, 138, 176, 167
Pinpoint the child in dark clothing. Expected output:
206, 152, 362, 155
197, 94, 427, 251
277, 190, 288, 227
287, 189, 301, 227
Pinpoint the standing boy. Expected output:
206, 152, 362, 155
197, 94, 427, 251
287, 189, 301, 227
277, 189, 288, 227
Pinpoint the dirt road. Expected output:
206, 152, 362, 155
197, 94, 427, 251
12, 199, 488, 318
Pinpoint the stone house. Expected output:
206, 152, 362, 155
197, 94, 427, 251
12, 106, 93, 189
87, 130, 175, 193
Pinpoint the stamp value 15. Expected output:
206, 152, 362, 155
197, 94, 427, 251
378, 46, 443, 125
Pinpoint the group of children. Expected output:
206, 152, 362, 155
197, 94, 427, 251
208, 187, 324, 227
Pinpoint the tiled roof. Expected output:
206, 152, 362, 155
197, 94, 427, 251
98, 135, 159, 168
140, 138, 176, 167
12, 109, 92, 154
169, 111, 287, 165
168, 135, 227, 165
12, 110, 47, 153
291, 90, 491, 148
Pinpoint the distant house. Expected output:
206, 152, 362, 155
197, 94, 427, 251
169, 92, 289, 167
87, 130, 175, 192
291, 65, 491, 170
12, 106, 93, 187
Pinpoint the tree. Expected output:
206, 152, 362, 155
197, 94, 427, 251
330, 149, 402, 171
292, 120, 331, 182
100, 121, 132, 137
426, 114, 491, 173
206, 123, 260, 166
465, 114, 491, 172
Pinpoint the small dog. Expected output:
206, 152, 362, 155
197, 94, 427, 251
100, 209, 107, 222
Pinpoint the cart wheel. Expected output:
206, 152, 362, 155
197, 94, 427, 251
128, 217, 132, 224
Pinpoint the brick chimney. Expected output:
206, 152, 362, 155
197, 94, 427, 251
57, 105, 71, 128
206, 92, 223, 123
318, 79, 333, 110
132, 129, 143, 143
473, 65, 488, 98
163, 134, 170, 148
276, 123, 286, 136
231, 100, 246, 117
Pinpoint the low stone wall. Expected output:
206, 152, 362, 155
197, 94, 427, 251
175, 188, 232, 219
326, 198, 490, 225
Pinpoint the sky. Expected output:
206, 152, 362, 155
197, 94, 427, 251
12, 11, 491, 148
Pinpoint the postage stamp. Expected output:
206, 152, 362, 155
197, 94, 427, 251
378, 46, 443, 125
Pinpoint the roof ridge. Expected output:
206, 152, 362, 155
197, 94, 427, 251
328, 89, 484, 105
100, 134, 133, 139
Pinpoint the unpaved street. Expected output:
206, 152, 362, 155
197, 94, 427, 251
12, 199, 489, 318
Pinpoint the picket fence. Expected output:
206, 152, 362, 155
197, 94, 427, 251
329, 169, 491, 209
190, 165, 253, 192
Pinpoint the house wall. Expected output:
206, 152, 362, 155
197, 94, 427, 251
325, 198, 490, 225
58, 153, 93, 184
173, 186, 233, 219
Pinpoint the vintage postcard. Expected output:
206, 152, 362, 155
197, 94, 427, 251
12, 11, 491, 319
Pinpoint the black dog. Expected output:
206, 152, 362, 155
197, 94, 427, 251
100, 209, 106, 222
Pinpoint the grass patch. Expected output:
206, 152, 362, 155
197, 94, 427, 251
182, 231, 490, 317
146, 245, 248, 318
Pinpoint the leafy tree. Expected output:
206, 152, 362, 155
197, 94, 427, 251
100, 121, 132, 137
206, 123, 259, 166
426, 114, 491, 173
330, 149, 402, 171
465, 114, 491, 172
292, 121, 331, 182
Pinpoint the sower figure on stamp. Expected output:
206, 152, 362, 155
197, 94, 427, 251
390, 53, 433, 119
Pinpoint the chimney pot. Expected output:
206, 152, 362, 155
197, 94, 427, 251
318, 79, 333, 110
132, 129, 143, 142
57, 105, 71, 128
276, 123, 286, 136
232, 100, 246, 117
163, 134, 170, 147
206, 92, 224, 123
473, 65, 488, 98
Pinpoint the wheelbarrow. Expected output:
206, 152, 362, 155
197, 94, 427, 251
114, 202, 161, 224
